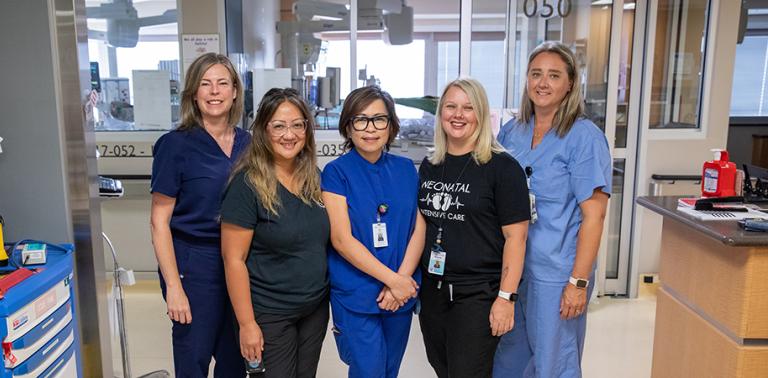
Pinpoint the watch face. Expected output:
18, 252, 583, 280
576, 280, 587, 288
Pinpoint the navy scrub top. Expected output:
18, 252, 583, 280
321, 148, 420, 314
151, 125, 251, 246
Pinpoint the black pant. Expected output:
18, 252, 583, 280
252, 298, 329, 378
419, 275, 500, 378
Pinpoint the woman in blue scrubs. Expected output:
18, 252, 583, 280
322, 85, 423, 378
150, 53, 250, 377
493, 42, 612, 378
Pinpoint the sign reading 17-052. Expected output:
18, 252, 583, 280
523, 0, 572, 18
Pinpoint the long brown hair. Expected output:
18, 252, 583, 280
178, 53, 244, 130
518, 42, 585, 137
231, 88, 320, 215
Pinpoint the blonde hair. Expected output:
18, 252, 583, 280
519, 42, 585, 137
178, 53, 244, 130
430, 78, 504, 165
230, 88, 321, 215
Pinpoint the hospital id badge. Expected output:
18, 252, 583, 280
427, 244, 446, 276
373, 223, 388, 248
529, 193, 538, 224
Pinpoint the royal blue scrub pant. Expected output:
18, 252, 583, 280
159, 238, 242, 378
493, 277, 595, 378
330, 299, 413, 378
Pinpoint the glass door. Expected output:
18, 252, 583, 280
487, 0, 634, 295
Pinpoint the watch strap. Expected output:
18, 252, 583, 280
498, 290, 518, 302
569, 276, 589, 288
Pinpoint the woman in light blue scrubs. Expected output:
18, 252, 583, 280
322, 85, 423, 378
493, 42, 612, 378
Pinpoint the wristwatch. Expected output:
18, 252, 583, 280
569, 276, 589, 289
498, 290, 518, 302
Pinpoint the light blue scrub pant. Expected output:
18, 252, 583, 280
493, 277, 595, 378
331, 299, 413, 378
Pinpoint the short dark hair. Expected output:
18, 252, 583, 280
338, 85, 400, 151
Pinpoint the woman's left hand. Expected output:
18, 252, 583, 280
489, 297, 515, 336
377, 287, 402, 312
560, 284, 587, 320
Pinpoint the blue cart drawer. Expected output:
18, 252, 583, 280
10, 321, 73, 377
37, 344, 75, 378
3, 279, 71, 344
4, 301, 72, 369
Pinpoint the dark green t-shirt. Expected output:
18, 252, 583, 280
220, 171, 329, 314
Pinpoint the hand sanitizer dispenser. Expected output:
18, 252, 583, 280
701, 149, 737, 197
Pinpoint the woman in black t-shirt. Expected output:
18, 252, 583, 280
417, 78, 530, 377
220, 88, 329, 377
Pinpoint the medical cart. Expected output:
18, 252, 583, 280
0, 245, 80, 377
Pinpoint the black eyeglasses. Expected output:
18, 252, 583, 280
268, 119, 308, 136
350, 115, 389, 131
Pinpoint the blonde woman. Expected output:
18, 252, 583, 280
493, 42, 612, 377
221, 88, 329, 377
150, 52, 249, 377
417, 78, 530, 377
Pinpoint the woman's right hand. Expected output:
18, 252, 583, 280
387, 273, 419, 305
165, 286, 192, 324
239, 322, 264, 362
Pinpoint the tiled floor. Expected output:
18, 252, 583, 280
112, 281, 656, 378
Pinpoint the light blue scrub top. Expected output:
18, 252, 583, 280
321, 148, 420, 314
497, 117, 612, 283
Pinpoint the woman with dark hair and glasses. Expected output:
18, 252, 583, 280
221, 88, 329, 377
321, 85, 424, 377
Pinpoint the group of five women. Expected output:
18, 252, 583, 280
150, 41, 612, 378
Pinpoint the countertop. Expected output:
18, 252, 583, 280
636, 196, 768, 247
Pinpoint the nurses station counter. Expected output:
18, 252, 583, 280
637, 197, 768, 378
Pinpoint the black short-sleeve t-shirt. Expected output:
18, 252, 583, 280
418, 151, 530, 284
220, 171, 329, 314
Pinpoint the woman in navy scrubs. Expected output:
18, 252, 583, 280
322, 85, 423, 378
221, 88, 329, 377
493, 42, 612, 377
150, 53, 250, 377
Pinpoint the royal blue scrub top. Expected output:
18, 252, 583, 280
151, 125, 251, 245
321, 148, 420, 314
497, 117, 612, 283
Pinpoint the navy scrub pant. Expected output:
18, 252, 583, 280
159, 238, 242, 378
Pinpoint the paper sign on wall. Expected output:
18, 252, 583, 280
182, 34, 220, 75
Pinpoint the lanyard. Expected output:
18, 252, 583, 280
434, 154, 473, 247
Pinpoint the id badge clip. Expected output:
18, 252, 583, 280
525, 166, 537, 224
427, 243, 446, 276
373, 204, 389, 248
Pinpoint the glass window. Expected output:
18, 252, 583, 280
648, 0, 711, 129
730, 8, 768, 117
509, 0, 614, 132
470, 0, 507, 109
615, 1, 638, 148
86, 0, 180, 131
